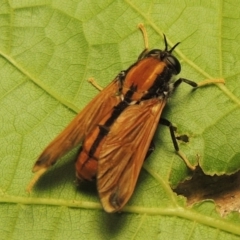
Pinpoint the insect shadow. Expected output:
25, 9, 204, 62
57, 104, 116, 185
32, 152, 76, 191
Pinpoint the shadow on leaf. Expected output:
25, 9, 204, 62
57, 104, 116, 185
32, 159, 76, 191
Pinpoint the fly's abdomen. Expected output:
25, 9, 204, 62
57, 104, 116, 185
75, 118, 109, 181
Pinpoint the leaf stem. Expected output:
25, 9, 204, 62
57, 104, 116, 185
1, 194, 240, 236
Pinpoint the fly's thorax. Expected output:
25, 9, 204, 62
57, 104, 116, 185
123, 58, 165, 92
120, 54, 180, 101
160, 76, 176, 99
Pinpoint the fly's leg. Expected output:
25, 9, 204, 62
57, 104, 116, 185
170, 77, 225, 170
137, 23, 149, 60
173, 78, 225, 89
88, 71, 126, 93
145, 141, 155, 159
160, 119, 180, 151
159, 118, 195, 170
88, 78, 103, 91
144, 121, 190, 163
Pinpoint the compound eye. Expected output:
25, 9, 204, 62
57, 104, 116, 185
165, 55, 181, 74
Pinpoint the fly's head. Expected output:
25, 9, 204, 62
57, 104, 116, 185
147, 34, 181, 75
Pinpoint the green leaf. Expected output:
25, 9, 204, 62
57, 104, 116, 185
1, 0, 240, 239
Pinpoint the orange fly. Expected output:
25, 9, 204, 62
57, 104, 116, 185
27, 24, 224, 213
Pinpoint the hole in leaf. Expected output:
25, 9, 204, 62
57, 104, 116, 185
173, 166, 240, 216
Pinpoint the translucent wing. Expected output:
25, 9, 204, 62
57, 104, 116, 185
33, 79, 121, 172
97, 98, 167, 212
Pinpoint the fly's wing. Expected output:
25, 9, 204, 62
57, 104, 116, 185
32, 79, 120, 173
97, 98, 167, 212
